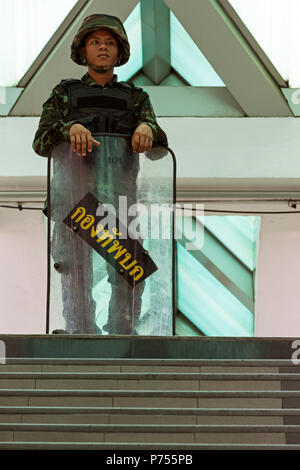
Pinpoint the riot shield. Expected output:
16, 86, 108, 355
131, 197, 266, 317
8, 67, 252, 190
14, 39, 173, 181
48, 134, 175, 335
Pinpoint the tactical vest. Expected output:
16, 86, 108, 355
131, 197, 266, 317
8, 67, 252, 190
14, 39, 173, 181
60, 78, 136, 135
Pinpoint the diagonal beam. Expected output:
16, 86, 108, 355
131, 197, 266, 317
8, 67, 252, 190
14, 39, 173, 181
17, 0, 90, 88
10, 0, 139, 116
218, 0, 287, 88
0, 88, 23, 116
140, 0, 171, 84
165, 0, 292, 116
8, 86, 245, 117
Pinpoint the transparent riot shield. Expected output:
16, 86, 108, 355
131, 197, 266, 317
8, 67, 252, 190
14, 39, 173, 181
48, 134, 175, 335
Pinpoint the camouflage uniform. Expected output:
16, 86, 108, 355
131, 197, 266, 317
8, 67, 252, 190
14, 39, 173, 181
33, 13, 168, 158
32, 73, 168, 159
32, 14, 168, 334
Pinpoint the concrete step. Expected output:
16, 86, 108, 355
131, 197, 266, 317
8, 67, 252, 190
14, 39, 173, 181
0, 389, 296, 408
0, 423, 297, 444
0, 357, 298, 446
0, 406, 294, 425
0, 442, 299, 450
3, 358, 298, 364
1, 348, 298, 448
0, 372, 298, 379
0, 364, 283, 373
1, 358, 298, 373
0, 371, 297, 391
0, 358, 300, 374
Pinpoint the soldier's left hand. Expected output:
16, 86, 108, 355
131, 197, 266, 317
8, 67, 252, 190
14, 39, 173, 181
132, 124, 153, 153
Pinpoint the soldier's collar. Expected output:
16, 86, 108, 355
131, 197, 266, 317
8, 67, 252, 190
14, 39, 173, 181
81, 72, 118, 87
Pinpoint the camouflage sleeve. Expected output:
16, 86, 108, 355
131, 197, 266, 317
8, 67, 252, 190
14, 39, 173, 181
133, 88, 168, 147
32, 84, 79, 157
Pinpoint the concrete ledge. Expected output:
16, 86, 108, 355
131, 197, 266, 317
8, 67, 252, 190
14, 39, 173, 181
0, 336, 297, 359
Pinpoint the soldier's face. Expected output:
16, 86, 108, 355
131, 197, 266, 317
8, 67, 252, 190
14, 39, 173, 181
83, 29, 120, 69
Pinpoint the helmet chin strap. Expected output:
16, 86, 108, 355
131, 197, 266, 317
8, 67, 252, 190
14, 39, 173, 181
85, 55, 120, 74
88, 63, 114, 74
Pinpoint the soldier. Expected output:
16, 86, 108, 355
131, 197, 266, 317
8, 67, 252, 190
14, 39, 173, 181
33, 14, 168, 334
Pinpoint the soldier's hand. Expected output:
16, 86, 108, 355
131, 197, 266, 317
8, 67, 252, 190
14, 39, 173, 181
132, 123, 153, 153
69, 123, 100, 157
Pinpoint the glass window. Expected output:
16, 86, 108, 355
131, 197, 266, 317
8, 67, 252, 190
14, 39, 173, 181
170, 12, 225, 86
177, 242, 254, 336
176, 215, 259, 336
229, 0, 300, 87
201, 215, 259, 270
0, 0, 77, 86
115, 3, 143, 82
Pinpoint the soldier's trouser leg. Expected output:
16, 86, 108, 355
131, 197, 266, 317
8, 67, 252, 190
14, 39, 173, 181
102, 264, 145, 335
51, 222, 101, 334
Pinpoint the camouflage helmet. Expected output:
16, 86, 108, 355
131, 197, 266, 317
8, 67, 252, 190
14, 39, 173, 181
71, 14, 130, 66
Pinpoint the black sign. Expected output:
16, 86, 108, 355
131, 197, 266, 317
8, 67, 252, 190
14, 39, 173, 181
63, 192, 157, 287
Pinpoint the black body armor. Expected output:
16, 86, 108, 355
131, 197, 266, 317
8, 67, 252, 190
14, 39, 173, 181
60, 79, 136, 135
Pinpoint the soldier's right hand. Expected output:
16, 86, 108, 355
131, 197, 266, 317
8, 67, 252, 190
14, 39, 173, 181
69, 123, 100, 156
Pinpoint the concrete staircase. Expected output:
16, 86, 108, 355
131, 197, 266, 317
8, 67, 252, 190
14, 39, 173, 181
0, 358, 299, 449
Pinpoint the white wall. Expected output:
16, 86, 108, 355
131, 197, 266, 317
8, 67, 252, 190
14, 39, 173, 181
0, 207, 46, 333
1, 116, 300, 186
255, 214, 300, 337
